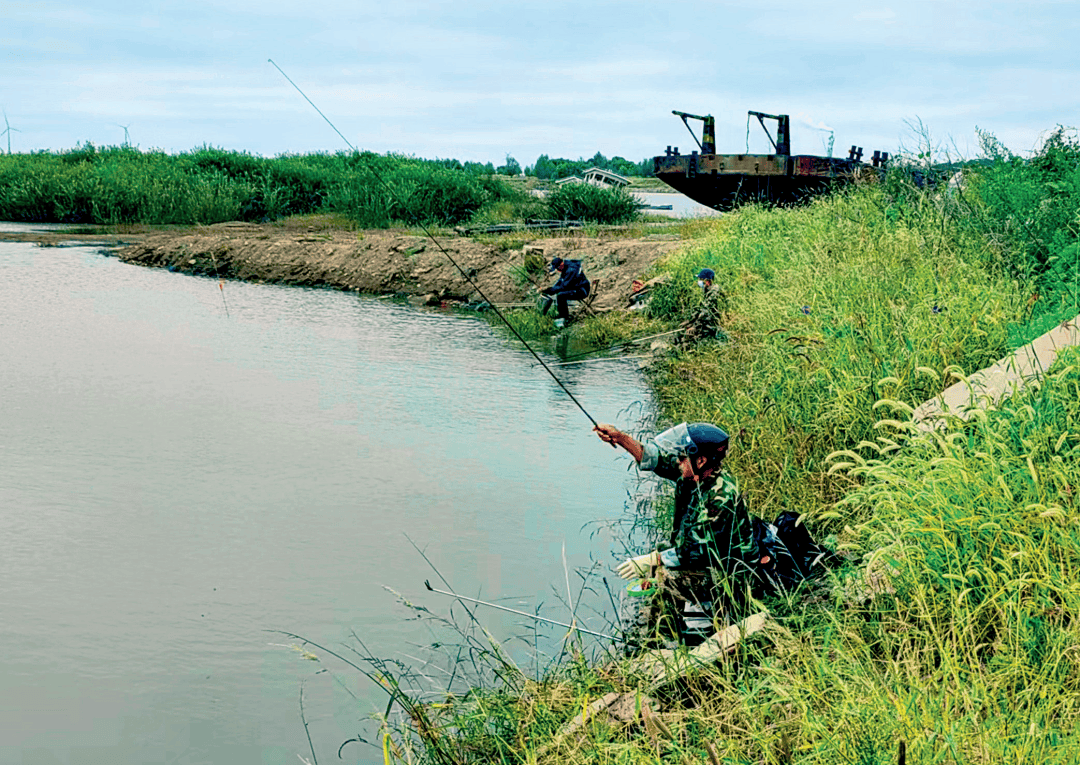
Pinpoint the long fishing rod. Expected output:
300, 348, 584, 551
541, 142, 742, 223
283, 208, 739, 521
270, 59, 599, 427
424, 580, 620, 642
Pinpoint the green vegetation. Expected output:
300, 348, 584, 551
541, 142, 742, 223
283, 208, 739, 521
527, 150, 653, 180
493, 307, 667, 350
286, 128, 1080, 763
967, 127, 1080, 346
643, 184, 1019, 518
0, 144, 640, 227
7, 128, 1078, 762
545, 183, 642, 225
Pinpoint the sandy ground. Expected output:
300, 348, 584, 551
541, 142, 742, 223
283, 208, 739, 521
18, 222, 689, 311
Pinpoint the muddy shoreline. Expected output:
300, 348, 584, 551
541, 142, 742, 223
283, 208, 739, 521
4, 222, 686, 311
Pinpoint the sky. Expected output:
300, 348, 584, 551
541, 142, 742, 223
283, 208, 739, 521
3, 0, 1078, 167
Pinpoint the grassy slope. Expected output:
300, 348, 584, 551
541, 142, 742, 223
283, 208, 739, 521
355, 172, 1080, 764
646, 181, 1020, 522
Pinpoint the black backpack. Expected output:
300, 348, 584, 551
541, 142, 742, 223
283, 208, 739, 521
752, 511, 839, 596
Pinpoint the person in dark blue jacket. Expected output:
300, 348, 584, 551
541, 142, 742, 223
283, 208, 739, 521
540, 257, 590, 328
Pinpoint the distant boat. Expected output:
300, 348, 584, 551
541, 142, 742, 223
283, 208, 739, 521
653, 110, 888, 212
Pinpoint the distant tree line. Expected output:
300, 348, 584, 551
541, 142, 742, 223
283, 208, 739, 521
526, 151, 653, 179
438, 151, 655, 179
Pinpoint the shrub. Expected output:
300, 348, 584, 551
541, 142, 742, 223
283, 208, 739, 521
961, 128, 1080, 345
325, 156, 501, 227
545, 183, 640, 224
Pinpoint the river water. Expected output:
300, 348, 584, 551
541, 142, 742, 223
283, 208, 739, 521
0, 235, 655, 764
631, 191, 722, 218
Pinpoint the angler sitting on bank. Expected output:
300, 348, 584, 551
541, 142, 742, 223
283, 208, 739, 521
594, 421, 836, 648
540, 257, 590, 329
595, 421, 755, 637
679, 268, 727, 345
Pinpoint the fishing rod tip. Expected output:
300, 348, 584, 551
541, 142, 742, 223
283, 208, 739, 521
423, 579, 433, 591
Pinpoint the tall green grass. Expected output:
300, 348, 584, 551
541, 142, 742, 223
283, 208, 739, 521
644, 182, 1021, 519
0, 145, 246, 224
0, 145, 638, 228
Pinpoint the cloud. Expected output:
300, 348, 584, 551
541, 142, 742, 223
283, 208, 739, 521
1, 0, 1075, 161
794, 112, 835, 133
537, 59, 674, 85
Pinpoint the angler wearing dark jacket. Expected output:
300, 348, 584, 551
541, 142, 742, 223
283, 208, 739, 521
541, 257, 590, 328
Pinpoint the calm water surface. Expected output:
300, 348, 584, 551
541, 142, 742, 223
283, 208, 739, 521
631, 191, 722, 217
0, 237, 654, 764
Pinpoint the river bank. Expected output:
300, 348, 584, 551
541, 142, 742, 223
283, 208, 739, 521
0, 221, 688, 311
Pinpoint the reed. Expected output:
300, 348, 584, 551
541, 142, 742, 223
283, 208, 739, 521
0, 145, 649, 229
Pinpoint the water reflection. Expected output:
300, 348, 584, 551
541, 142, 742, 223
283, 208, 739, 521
0, 237, 655, 764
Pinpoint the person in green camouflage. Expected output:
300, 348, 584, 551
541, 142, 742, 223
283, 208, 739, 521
594, 421, 758, 638
679, 268, 727, 345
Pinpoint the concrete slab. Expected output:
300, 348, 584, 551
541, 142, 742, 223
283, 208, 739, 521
912, 314, 1080, 433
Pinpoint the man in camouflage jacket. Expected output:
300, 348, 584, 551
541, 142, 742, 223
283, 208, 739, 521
594, 421, 758, 624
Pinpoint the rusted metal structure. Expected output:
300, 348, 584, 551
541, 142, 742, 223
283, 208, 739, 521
653, 110, 889, 211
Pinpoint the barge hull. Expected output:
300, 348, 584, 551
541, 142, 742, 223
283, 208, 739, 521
653, 110, 885, 212
653, 153, 863, 212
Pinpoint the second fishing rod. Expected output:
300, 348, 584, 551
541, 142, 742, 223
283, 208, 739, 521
270, 59, 600, 429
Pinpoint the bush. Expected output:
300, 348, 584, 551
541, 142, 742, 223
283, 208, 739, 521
544, 183, 640, 224
957, 128, 1080, 346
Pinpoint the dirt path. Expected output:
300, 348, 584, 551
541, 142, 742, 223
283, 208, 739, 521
16, 222, 686, 311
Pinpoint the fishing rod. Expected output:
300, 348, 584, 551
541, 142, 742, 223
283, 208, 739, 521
424, 580, 620, 642
270, 59, 599, 428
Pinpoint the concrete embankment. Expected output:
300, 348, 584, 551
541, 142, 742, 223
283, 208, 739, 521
913, 315, 1080, 432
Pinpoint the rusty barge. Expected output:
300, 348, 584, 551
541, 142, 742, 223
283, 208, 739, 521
653, 110, 889, 212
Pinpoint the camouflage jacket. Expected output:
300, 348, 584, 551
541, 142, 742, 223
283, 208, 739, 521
685, 283, 726, 338
639, 444, 757, 580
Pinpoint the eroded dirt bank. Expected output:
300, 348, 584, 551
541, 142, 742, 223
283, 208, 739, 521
109, 222, 687, 311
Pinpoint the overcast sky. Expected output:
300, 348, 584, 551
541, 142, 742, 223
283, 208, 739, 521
3, 1, 1077, 166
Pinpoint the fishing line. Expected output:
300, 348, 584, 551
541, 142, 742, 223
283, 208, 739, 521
424, 580, 620, 641
270, 59, 600, 427
208, 246, 230, 317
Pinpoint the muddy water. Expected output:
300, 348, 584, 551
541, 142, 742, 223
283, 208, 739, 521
0, 237, 654, 764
